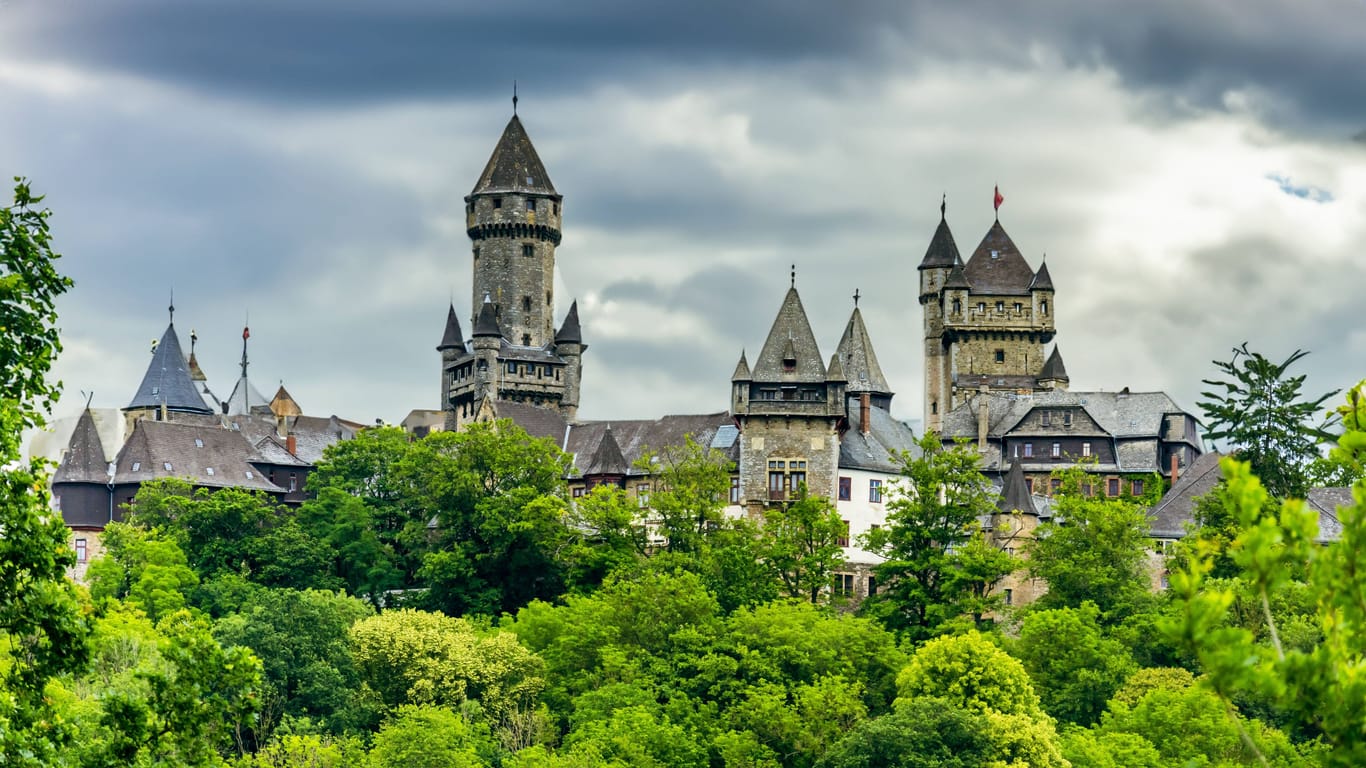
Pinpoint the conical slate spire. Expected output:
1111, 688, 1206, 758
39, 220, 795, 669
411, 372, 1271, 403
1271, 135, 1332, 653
826, 351, 846, 382
918, 216, 962, 270
470, 115, 558, 197
944, 257, 972, 290
731, 350, 751, 381
964, 220, 1035, 295
584, 427, 630, 477
1039, 346, 1069, 382
126, 323, 213, 414
999, 460, 1035, 515
752, 287, 826, 383
438, 304, 467, 352
53, 409, 110, 484
554, 300, 582, 345
834, 306, 891, 397
1029, 260, 1054, 291
473, 294, 502, 337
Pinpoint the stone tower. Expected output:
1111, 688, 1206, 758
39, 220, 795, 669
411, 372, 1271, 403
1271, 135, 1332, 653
920, 206, 1057, 434
732, 282, 847, 511
442, 113, 585, 428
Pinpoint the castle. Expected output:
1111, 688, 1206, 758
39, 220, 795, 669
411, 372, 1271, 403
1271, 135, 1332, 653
52, 107, 1214, 600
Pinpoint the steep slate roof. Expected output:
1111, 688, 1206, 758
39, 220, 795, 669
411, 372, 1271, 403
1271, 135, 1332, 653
583, 427, 630, 476
438, 304, 467, 352
731, 350, 751, 381
252, 435, 309, 467
998, 461, 1035, 514
963, 221, 1036, 295
555, 301, 582, 345
838, 398, 921, 473
751, 287, 827, 383
484, 400, 571, 443
470, 115, 558, 197
1306, 488, 1350, 542
111, 420, 282, 492
835, 307, 891, 396
1147, 450, 1223, 538
53, 409, 110, 484
237, 414, 357, 465
564, 413, 737, 477
1039, 347, 1069, 382
1029, 261, 1054, 291
126, 324, 214, 414
226, 375, 270, 416
941, 390, 1196, 442
944, 259, 972, 290
473, 297, 501, 337
918, 216, 962, 270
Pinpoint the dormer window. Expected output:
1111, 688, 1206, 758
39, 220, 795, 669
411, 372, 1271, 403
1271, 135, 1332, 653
132, 462, 141, 472
995, 301, 1004, 312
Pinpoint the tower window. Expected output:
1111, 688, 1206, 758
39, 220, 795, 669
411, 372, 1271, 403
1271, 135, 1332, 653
995, 301, 1004, 312
977, 302, 986, 313
493, 198, 502, 209
522, 243, 534, 258
951, 299, 961, 313
1041, 300, 1049, 315
931, 401, 938, 415
522, 296, 531, 312
522, 334, 531, 346
473, 246, 480, 261
994, 349, 1005, 363
526, 198, 535, 212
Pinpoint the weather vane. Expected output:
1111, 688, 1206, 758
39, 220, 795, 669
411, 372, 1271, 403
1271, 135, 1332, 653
512, 81, 518, 115
853, 288, 861, 307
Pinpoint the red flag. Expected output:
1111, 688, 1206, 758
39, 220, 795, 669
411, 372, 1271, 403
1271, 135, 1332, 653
994, 185, 1004, 212
243, 326, 250, 340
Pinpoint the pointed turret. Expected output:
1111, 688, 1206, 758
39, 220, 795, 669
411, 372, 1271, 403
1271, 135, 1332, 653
918, 209, 962, 270
1029, 261, 1054, 291
944, 258, 972, 290
998, 460, 1035, 515
751, 287, 826, 382
584, 427, 630, 479
731, 350, 751, 381
53, 409, 110, 485
471, 115, 558, 196
126, 323, 214, 415
964, 221, 1036, 295
834, 306, 892, 407
1038, 346, 1069, 390
473, 294, 502, 337
269, 385, 303, 419
554, 300, 582, 345
826, 352, 846, 382
437, 304, 467, 353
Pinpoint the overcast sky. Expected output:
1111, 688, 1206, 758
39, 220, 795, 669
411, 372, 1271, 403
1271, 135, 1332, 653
4, 0, 1364, 439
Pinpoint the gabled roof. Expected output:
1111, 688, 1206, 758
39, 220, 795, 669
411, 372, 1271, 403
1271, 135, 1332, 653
252, 435, 309, 467
1029, 261, 1054, 291
731, 350, 751, 381
555, 300, 582, 345
1039, 347, 1069, 382
826, 351, 846, 383
1148, 451, 1224, 538
111, 420, 282, 492
470, 115, 558, 197
998, 460, 1035, 514
963, 221, 1036, 295
438, 304, 466, 352
126, 324, 214, 414
835, 307, 891, 397
751, 287, 827, 383
237, 413, 357, 465
838, 397, 921, 473
473, 296, 501, 337
53, 409, 110, 484
583, 427, 630, 476
269, 385, 302, 418
918, 216, 962, 270
564, 413, 737, 477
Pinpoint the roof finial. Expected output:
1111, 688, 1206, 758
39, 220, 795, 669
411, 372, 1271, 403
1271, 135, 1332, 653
853, 288, 861, 307
512, 81, 518, 115
790, 264, 796, 288
168, 288, 175, 325
940, 193, 946, 221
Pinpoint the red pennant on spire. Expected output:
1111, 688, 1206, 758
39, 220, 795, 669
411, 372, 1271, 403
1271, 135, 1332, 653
993, 185, 1004, 212
242, 326, 250, 340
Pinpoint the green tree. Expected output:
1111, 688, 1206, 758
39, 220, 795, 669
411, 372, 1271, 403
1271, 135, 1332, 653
759, 486, 847, 603
561, 485, 649, 591
1026, 466, 1154, 622
0, 178, 87, 766
213, 589, 374, 742
643, 436, 732, 555
896, 631, 1045, 720
861, 435, 1006, 640
367, 705, 495, 768
1014, 603, 1137, 725
817, 699, 994, 768
1199, 343, 1337, 499
87, 522, 200, 621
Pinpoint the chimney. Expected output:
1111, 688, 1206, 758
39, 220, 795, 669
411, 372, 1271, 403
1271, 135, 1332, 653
860, 392, 871, 435
977, 386, 990, 450
160, 402, 168, 422
1170, 453, 1180, 485
286, 434, 297, 457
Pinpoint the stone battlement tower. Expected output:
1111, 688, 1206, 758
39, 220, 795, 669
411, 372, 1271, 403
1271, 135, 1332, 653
919, 205, 1065, 434
441, 114, 585, 427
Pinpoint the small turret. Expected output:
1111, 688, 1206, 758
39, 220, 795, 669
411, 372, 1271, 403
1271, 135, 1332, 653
1038, 346, 1069, 391
554, 300, 585, 421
